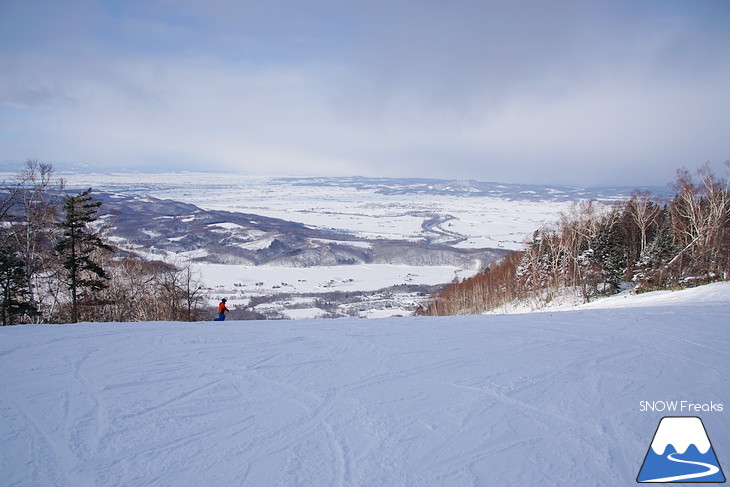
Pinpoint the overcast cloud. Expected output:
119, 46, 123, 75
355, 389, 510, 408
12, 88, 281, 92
1, 0, 729, 185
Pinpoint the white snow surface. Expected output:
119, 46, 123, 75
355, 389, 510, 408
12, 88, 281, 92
1, 282, 729, 486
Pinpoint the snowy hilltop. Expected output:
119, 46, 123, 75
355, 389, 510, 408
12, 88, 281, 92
1, 282, 728, 486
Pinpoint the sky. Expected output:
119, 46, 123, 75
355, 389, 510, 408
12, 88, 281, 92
1, 0, 729, 186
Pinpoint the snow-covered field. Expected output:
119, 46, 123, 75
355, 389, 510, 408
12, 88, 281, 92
197, 263, 470, 318
2, 282, 728, 486
55, 172, 586, 250
197, 263, 468, 295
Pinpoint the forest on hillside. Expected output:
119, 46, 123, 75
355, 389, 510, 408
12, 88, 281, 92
1, 161, 208, 325
417, 162, 730, 316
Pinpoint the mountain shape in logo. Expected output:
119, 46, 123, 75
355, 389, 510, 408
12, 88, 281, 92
637, 416, 725, 483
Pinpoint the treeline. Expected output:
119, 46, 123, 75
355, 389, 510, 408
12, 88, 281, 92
417, 163, 730, 316
1, 161, 207, 325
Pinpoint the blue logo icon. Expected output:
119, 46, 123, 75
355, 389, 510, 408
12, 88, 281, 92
637, 416, 725, 483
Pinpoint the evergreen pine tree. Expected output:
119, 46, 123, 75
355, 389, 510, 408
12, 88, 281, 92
635, 209, 678, 290
589, 222, 627, 294
55, 189, 114, 322
643, 211, 678, 266
0, 243, 38, 325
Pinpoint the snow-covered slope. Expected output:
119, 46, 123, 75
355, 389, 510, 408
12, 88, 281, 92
2, 283, 728, 486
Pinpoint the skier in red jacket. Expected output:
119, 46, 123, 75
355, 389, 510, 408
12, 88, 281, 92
214, 298, 229, 321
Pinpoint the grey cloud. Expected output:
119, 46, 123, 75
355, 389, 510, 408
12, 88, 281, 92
0, 0, 728, 186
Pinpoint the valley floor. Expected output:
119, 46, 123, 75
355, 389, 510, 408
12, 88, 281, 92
1, 283, 729, 486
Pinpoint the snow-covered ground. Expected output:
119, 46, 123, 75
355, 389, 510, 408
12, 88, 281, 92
2, 282, 728, 486
198, 263, 469, 318
197, 263, 468, 296
488, 280, 730, 315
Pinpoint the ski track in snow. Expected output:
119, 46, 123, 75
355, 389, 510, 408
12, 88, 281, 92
1, 282, 729, 486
